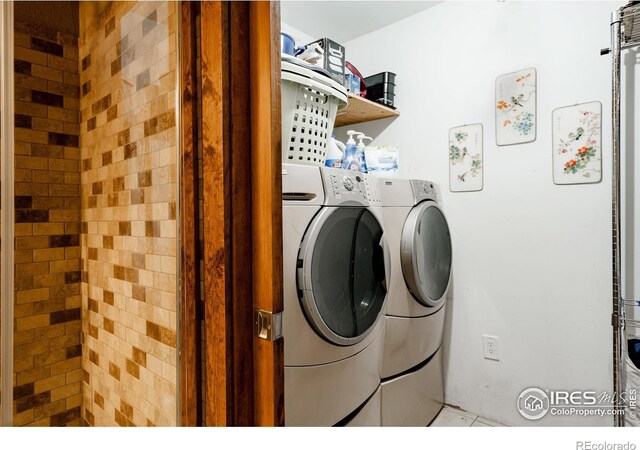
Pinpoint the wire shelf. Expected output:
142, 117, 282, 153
622, 3, 640, 46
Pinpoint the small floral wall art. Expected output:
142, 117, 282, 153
449, 123, 483, 192
552, 101, 602, 185
495, 68, 537, 146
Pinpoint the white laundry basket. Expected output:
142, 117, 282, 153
281, 59, 347, 167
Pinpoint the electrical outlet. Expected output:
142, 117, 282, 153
483, 335, 500, 361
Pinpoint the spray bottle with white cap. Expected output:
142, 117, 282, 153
341, 130, 361, 171
355, 133, 372, 173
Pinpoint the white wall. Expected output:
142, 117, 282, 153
281, 21, 315, 48
335, 1, 624, 426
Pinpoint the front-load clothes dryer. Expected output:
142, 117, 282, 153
379, 178, 452, 426
282, 164, 390, 426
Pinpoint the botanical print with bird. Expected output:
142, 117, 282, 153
449, 124, 483, 192
552, 101, 602, 184
496, 68, 537, 145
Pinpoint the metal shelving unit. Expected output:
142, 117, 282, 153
605, 1, 640, 427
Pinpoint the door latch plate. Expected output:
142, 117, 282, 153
254, 309, 283, 341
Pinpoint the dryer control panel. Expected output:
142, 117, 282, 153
410, 179, 439, 203
320, 167, 368, 206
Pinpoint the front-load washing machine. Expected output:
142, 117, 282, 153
379, 178, 452, 426
282, 164, 390, 426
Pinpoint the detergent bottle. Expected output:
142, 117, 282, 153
355, 133, 372, 173
341, 130, 361, 172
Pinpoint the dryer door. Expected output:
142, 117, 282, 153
298, 206, 389, 346
400, 201, 452, 307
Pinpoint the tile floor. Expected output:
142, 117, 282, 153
430, 405, 504, 427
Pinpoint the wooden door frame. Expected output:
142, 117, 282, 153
179, 0, 283, 426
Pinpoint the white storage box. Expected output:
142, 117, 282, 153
281, 59, 347, 167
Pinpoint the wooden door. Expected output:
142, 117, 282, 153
181, 0, 283, 426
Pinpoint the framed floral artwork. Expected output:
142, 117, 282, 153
552, 101, 602, 185
495, 67, 537, 146
449, 123, 483, 192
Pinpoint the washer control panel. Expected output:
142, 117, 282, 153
363, 174, 382, 207
411, 179, 438, 203
321, 167, 368, 206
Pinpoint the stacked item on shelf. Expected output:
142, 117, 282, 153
281, 58, 348, 167
364, 71, 396, 109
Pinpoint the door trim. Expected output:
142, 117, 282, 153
249, 0, 284, 426
0, 0, 14, 427
178, 0, 200, 427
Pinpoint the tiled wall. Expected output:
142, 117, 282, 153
79, 1, 178, 427
12, 20, 83, 427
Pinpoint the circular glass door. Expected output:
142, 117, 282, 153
298, 207, 387, 345
400, 201, 452, 307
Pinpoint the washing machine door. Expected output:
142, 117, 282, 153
400, 201, 452, 308
297, 206, 389, 346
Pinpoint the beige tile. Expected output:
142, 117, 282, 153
430, 408, 475, 427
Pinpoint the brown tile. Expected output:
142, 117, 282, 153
110, 58, 121, 76
104, 16, 116, 37
125, 359, 139, 379
15, 113, 32, 128
132, 285, 145, 302
64, 271, 81, 284
107, 105, 117, 122
131, 189, 144, 205
94, 392, 104, 409
15, 59, 31, 75
143, 10, 157, 36
113, 265, 125, 280
30, 37, 63, 57
15, 195, 33, 208
138, 170, 152, 188
81, 55, 90, 71
65, 345, 81, 359
88, 350, 99, 366
145, 221, 160, 237
16, 209, 49, 223
81, 80, 90, 97
84, 409, 95, 426
14, 382, 35, 400
103, 235, 114, 249
32, 90, 63, 107
49, 307, 80, 325
118, 129, 130, 146
87, 116, 96, 131
146, 321, 161, 341
50, 406, 81, 426
49, 234, 79, 248
108, 362, 120, 381
132, 347, 146, 367
118, 221, 131, 236
132, 253, 145, 269
91, 94, 111, 116
102, 151, 112, 166
136, 69, 150, 91
104, 318, 114, 334
16, 391, 51, 413
48, 132, 79, 147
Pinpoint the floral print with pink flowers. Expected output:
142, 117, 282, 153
552, 101, 602, 185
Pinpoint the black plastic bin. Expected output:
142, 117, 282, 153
364, 72, 396, 86
364, 71, 396, 108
